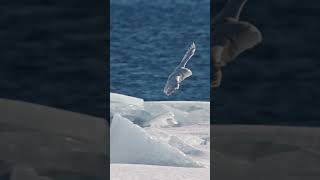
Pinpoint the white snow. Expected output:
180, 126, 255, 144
143, 112, 178, 128
110, 114, 202, 167
110, 93, 210, 180
111, 164, 210, 180
110, 93, 144, 107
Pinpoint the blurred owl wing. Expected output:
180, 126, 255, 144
179, 67, 192, 82
222, 18, 262, 64
178, 42, 196, 68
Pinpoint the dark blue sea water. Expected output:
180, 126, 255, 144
110, 0, 210, 101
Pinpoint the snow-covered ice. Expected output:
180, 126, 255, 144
111, 164, 210, 180
110, 93, 210, 180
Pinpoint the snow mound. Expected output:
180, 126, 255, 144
110, 93, 151, 124
110, 114, 202, 167
144, 101, 209, 125
110, 93, 144, 107
169, 136, 203, 156
110, 93, 210, 169
110, 102, 151, 125
110, 93, 209, 126
143, 112, 178, 128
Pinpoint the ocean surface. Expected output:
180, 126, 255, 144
110, 0, 210, 101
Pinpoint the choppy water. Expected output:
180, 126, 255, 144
110, 0, 210, 101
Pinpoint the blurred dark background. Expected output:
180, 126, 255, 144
212, 0, 320, 126
0, 0, 108, 118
